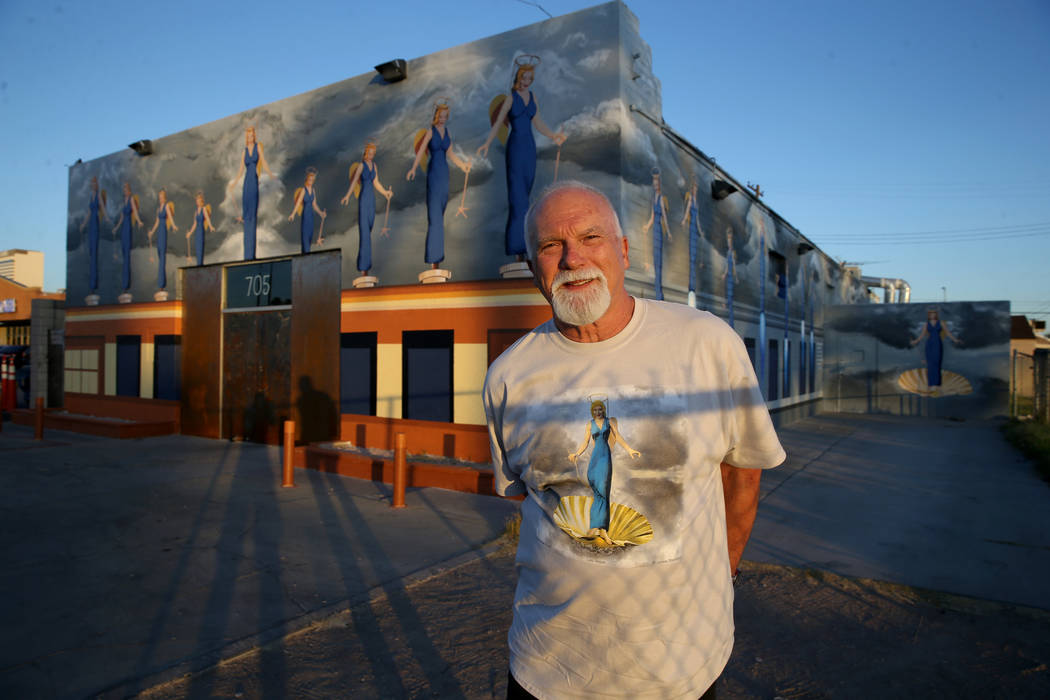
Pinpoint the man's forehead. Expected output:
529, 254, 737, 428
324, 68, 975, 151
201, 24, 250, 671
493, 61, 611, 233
535, 190, 614, 235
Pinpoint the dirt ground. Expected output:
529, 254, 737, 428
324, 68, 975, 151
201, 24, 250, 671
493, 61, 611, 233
139, 542, 1050, 699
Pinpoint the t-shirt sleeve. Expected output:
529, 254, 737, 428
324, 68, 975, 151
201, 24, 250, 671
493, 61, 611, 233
722, 333, 787, 469
482, 371, 526, 497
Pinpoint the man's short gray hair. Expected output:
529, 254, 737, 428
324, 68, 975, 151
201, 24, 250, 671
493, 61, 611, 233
523, 180, 624, 260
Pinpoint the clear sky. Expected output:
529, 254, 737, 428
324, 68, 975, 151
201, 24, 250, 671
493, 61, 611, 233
1, 0, 1047, 319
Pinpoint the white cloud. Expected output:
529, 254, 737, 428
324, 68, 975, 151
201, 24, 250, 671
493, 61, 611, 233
578, 49, 613, 71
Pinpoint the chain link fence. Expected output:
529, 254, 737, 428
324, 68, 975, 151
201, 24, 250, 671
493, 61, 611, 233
1013, 349, 1050, 423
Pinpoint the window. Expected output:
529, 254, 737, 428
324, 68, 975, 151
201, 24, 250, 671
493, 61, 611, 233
403, 330, 453, 422
811, 340, 820, 394
154, 335, 181, 400
769, 251, 787, 300
784, 340, 792, 397
767, 339, 779, 401
64, 348, 100, 395
116, 335, 140, 397
799, 337, 807, 395
743, 337, 757, 375
340, 332, 377, 415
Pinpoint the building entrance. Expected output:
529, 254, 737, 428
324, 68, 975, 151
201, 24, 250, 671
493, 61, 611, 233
222, 309, 291, 443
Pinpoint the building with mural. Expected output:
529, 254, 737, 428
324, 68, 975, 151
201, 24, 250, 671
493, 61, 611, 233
59, 1, 898, 453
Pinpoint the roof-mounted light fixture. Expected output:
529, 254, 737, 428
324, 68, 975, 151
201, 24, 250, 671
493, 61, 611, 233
374, 59, 407, 83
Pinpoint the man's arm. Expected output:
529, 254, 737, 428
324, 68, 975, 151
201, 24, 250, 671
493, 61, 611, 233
721, 462, 762, 574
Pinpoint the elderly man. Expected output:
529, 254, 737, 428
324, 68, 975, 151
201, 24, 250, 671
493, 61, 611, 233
483, 181, 785, 699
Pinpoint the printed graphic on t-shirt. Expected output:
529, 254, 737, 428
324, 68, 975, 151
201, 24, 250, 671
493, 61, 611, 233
554, 394, 653, 549
517, 386, 698, 566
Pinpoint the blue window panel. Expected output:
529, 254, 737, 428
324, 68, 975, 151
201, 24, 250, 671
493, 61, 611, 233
116, 335, 140, 397
341, 332, 377, 415
403, 330, 453, 423
154, 335, 181, 400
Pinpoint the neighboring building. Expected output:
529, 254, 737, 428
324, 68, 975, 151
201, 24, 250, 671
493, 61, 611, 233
0, 249, 45, 289
0, 275, 64, 346
62, 1, 883, 446
1010, 315, 1050, 406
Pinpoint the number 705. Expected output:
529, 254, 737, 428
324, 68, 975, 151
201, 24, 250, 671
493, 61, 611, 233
245, 273, 271, 297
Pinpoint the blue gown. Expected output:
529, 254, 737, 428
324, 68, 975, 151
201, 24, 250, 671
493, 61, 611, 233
243, 144, 259, 260
425, 126, 451, 264
155, 206, 168, 289
726, 251, 735, 328
300, 187, 315, 253
88, 193, 100, 291
120, 197, 133, 291
504, 90, 537, 257
193, 209, 206, 266
687, 198, 699, 293
925, 320, 943, 386
357, 162, 376, 272
587, 418, 612, 531
652, 195, 665, 301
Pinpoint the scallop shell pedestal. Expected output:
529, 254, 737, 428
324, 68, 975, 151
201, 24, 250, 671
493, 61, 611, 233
553, 495, 654, 548
897, 368, 973, 397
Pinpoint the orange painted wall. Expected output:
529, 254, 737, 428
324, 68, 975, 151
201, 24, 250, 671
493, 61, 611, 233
339, 279, 551, 341
65, 393, 181, 426
64, 301, 182, 342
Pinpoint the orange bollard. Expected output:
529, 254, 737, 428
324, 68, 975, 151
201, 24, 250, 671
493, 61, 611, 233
34, 396, 44, 440
392, 432, 407, 508
282, 420, 295, 488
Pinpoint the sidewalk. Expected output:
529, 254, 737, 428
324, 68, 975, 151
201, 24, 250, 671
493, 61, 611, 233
2, 412, 1048, 698
751, 413, 1050, 609
0, 424, 517, 699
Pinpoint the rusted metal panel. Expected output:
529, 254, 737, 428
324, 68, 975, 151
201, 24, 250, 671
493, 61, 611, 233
291, 251, 341, 444
222, 309, 291, 444
180, 266, 222, 438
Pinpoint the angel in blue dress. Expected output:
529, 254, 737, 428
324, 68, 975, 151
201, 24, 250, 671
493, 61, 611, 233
477, 55, 567, 260
406, 101, 472, 268
568, 399, 641, 546
288, 167, 326, 253
680, 177, 703, 308
146, 189, 177, 291
341, 142, 393, 275
227, 126, 276, 261
642, 167, 671, 300
184, 191, 214, 266
79, 176, 109, 292
111, 182, 144, 292
721, 227, 738, 328
910, 307, 962, 388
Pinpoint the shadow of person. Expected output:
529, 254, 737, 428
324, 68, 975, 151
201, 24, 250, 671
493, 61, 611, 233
296, 376, 338, 444
244, 390, 276, 444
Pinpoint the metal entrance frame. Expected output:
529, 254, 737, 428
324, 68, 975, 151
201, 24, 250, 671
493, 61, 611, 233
181, 251, 340, 444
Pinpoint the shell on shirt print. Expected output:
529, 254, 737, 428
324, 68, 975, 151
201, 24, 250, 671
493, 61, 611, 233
521, 386, 691, 566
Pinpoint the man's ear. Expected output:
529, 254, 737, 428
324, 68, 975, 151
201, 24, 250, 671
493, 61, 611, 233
621, 235, 630, 270
526, 258, 542, 290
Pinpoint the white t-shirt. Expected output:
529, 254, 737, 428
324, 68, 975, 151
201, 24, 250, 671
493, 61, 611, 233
483, 298, 785, 699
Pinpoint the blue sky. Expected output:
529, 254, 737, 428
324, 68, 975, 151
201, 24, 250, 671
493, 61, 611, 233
1, 0, 1047, 319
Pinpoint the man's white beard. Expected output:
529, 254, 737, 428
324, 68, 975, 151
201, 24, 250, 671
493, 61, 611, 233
550, 268, 611, 327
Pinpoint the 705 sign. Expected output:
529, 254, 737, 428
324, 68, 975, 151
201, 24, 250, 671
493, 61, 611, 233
245, 273, 271, 297
225, 259, 290, 309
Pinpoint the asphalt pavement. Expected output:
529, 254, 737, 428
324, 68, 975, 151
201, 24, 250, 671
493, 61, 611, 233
1, 411, 1048, 699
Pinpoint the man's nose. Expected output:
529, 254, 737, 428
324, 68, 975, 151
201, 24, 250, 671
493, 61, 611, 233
560, 240, 586, 269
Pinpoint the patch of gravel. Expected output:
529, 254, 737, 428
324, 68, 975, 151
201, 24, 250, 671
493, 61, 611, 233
140, 546, 1050, 699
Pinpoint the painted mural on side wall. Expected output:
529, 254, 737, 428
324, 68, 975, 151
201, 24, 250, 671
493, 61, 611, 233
821, 302, 1010, 420
66, 0, 867, 325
